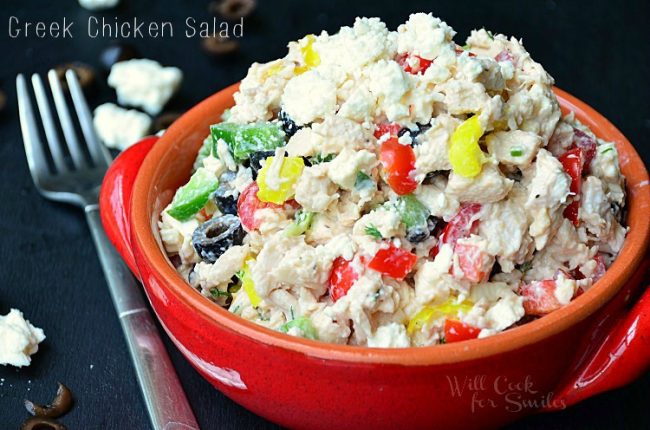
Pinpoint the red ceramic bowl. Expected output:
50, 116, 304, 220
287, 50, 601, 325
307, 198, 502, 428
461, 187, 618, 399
100, 84, 650, 430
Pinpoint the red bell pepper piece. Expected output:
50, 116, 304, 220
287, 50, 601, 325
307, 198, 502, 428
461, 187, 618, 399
559, 129, 598, 226
563, 200, 580, 226
572, 254, 607, 283
572, 129, 597, 169
452, 242, 493, 283
559, 148, 584, 195
519, 280, 563, 316
237, 182, 284, 231
328, 257, 360, 302
373, 122, 402, 139
368, 243, 418, 280
396, 53, 433, 74
444, 320, 481, 343
379, 137, 418, 195
431, 203, 481, 257
559, 147, 586, 226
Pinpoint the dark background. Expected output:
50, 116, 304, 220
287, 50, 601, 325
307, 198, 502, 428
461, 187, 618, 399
0, 0, 648, 428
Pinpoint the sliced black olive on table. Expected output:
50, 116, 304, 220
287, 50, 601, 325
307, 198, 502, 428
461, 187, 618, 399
24, 382, 73, 418
192, 215, 245, 263
99, 43, 139, 71
54, 63, 95, 91
201, 35, 239, 57
21, 417, 67, 430
210, 0, 257, 21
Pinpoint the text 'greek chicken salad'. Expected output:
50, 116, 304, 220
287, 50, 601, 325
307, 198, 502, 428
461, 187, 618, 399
159, 14, 627, 347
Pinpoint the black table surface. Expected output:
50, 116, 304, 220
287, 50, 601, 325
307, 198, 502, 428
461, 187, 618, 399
1, 0, 649, 428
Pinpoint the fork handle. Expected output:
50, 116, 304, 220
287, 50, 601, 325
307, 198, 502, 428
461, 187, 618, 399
85, 206, 200, 430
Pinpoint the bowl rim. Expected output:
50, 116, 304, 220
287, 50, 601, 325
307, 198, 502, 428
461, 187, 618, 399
130, 83, 650, 366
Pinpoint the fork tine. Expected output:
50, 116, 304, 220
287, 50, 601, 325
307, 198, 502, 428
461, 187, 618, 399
66, 69, 112, 168
47, 69, 88, 169
32, 74, 69, 173
17, 74, 50, 179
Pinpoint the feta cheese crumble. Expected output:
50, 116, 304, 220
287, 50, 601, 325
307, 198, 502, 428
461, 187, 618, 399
0, 309, 45, 367
93, 103, 152, 151
108, 59, 183, 115
78, 0, 120, 11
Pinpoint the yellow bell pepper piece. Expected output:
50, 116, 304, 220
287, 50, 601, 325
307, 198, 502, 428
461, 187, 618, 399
407, 299, 474, 334
295, 34, 320, 74
448, 115, 485, 178
257, 155, 304, 204
264, 61, 284, 78
240, 258, 261, 308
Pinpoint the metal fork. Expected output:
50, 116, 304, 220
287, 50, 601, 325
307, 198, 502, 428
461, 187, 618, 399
17, 70, 199, 430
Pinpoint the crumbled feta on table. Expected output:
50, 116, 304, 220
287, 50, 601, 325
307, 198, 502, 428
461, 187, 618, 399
108, 59, 182, 115
93, 103, 152, 151
0, 309, 45, 367
78, 0, 119, 11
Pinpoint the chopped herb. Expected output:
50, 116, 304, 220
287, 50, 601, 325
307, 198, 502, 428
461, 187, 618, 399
601, 146, 615, 154
354, 171, 374, 190
440, 336, 446, 344
210, 288, 231, 299
279, 316, 319, 340
309, 153, 335, 164
462, 43, 471, 50
235, 269, 245, 280
510, 147, 524, 157
365, 224, 383, 239
518, 261, 533, 273
486, 30, 494, 40
231, 305, 241, 314
290, 305, 295, 321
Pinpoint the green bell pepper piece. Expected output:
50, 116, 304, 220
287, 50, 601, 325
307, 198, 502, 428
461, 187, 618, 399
279, 316, 319, 340
284, 210, 314, 236
393, 194, 430, 229
210, 122, 285, 163
167, 167, 219, 221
